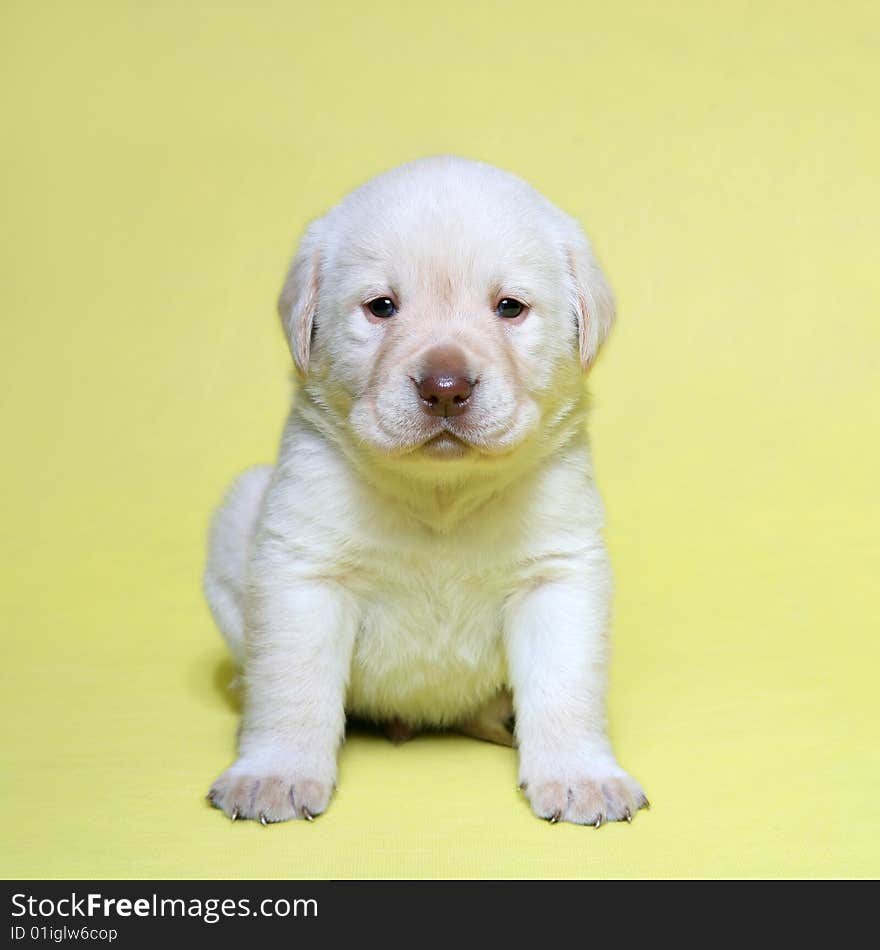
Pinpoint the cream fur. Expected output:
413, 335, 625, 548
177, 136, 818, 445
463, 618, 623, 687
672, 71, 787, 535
205, 156, 647, 826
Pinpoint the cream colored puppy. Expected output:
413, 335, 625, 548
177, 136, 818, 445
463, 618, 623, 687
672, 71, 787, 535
204, 156, 647, 826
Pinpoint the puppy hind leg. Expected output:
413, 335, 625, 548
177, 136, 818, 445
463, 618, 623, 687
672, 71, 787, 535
384, 718, 418, 744
456, 689, 516, 747
203, 464, 274, 666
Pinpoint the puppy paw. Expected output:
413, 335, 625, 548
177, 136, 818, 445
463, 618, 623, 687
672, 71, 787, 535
521, 769, 648, 827
208, 762, 334, 824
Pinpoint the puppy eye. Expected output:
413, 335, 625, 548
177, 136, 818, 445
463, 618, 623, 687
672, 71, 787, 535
366, 297, 397, 319
496, 298, 526, 319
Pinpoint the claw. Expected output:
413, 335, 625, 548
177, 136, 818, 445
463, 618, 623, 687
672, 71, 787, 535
260, 812, 268, 826
641, 796, 651, 811
594, 814, 603, 829
548, 810, 562, 824
302, 807, 315, 822
230, 806, 239, 821
624, 807, 632, 823
206, 789, 216, 804
517, 782, 527, 793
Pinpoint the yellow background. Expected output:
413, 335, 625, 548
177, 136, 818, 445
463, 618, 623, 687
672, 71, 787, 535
2, 0, 878, 879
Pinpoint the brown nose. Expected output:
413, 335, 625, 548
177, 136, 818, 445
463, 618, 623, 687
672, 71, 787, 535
415, 345, 474, 417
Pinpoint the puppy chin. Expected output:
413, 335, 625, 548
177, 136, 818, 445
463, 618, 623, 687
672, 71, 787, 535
417, 431, 474, 459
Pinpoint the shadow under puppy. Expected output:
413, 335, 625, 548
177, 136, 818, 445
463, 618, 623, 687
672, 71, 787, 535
204, 156, 647, 826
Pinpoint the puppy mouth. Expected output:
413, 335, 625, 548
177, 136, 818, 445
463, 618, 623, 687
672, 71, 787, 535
409, 416, 527, 460
361, 399, 527, 460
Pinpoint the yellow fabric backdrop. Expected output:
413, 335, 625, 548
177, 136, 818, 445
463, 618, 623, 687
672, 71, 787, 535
2, 0, 877, 879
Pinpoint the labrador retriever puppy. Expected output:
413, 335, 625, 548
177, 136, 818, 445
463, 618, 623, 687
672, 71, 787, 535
204, 156, 647, 826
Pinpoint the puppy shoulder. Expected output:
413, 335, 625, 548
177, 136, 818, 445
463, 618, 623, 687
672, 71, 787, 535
511, 440, 608, 567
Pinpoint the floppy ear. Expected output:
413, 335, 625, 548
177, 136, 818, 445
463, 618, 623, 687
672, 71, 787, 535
566, 227, 616, 369
277, 220, 323, 376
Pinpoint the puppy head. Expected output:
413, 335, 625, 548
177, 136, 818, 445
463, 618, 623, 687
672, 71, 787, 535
278, 156, 614, 466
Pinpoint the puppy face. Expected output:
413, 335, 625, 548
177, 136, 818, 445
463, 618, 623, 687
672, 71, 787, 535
279, 157, 614, 465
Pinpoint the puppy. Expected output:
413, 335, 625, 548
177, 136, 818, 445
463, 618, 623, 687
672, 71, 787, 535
204, 156, 647, 826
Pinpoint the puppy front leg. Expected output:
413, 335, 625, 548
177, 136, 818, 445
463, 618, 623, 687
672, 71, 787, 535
209, 580, 358, 823
505, 575, 648, 826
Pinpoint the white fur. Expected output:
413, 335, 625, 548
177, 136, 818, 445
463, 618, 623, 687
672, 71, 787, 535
205, 156, 646, 825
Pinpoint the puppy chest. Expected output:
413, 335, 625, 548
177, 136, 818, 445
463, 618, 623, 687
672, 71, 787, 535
346, 567, 509, 722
